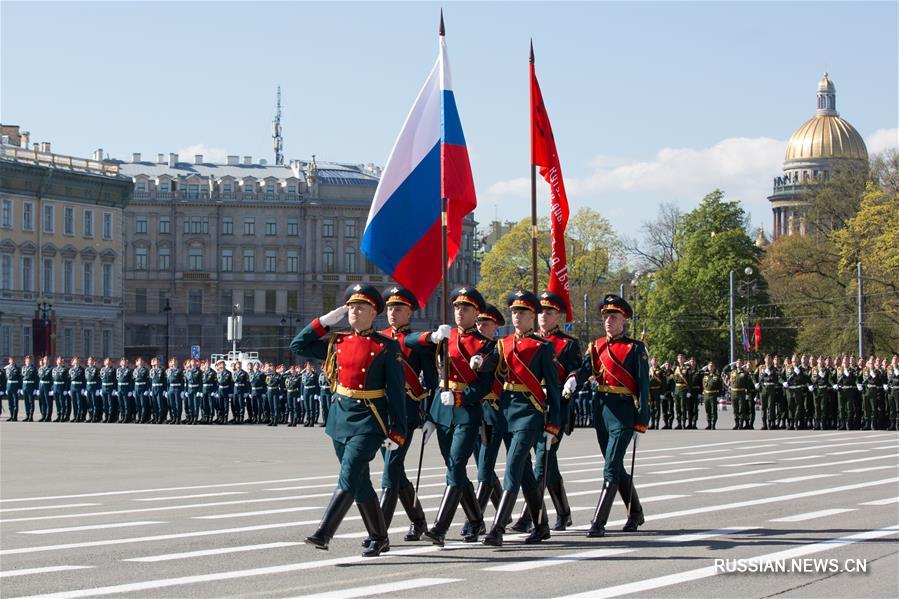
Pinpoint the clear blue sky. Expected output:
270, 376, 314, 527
3, 1, 897, 239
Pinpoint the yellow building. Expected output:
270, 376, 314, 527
0, 126, 132, 359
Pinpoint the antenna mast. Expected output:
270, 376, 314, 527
273, 86, 284, 165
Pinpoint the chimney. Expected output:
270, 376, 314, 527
227, 155, 239, 166
243, 155, 252, 165
93, 148, 103, 161
168, 153, 178, 167
20, 131, 30, 149
132, 152, 141, 163
157, 153, 165, 164
41, 142, 52, 153
195, 154, 203, 165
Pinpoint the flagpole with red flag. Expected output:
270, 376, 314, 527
529, 41, 538, 294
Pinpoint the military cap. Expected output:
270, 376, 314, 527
507, 289, 542, 313
382, 285, 419, 310
539, 290, 568, 314
478, 303, 506, 326
451, 286, 486, 312
344, 283, 386, 314
599, 293, 632, 319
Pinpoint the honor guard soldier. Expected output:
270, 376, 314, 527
688, 358, 703, 429
201, 360, 216, 423
754, 355, 779, 430
84, 357, 100, 422
319, 368, 332, 424
284, 365, 301, 426
702, 362, 723, 429
53, 357, 71, 422
68, 357, 86, 423
812, 356, 834, 430
564, 294, 649, 538
647, 357, 664, 430
100, 358, 116, 422
290, 284, 407, 557
233, 361, 249, 424
185, 359, 202, 425
671, 355, 691, 430
861, 357, 884, 430
0, 364, 6, 418
265, 363, 282, 427
249, 362, 265, 424
367, 286, 436, 546
165, 357, 183, 424
887, 356, 899, 431
659, 362, 675, 429
480, 290, 561, 547
301, 362, 318, 427
5, 357, 21, 421
728, 360, 754, 429
21, 355, 37, 422
38, 356, 53, 422
783, 357, 810, 430
149, 358, 166, 424
835, 356, 857, 430
406, 286, 495, 546
132, 357, 150, 424
215, 360, 233, 424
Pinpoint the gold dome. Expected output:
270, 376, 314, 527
784, 115, 868, 162
817, 72, 835, 93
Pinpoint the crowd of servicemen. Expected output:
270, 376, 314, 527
634, 353, 899, 432
1, 355, 333, 427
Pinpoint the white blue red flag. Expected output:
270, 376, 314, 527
361, 23, 476, 307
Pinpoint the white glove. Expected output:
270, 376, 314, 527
765, 368, 770, 375
469, 354, 484, 370
832, 384, 838, 390
421, 420, 437, 445
128, 391, 134, 398
562, 377, 578, 398
63, 391, 70, 397
686, 392, 692, 399
112, 390, 118, 397
382, 437, 400, 451
81, 390, 87, 397
544, 431, 555, 445
754, 383, 760, 389
95, 391, 101, 397
430, 324, 452, 344
793, 367, 799, 374
884, 384, 890, 391
440, 390, 455, 406
659, 394, 666, 400
782, 382, 788, 388
807, 385, 814, 392
319, 305, 348, 328
856, 384, 863, 391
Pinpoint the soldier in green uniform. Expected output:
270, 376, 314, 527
301, 362, 318, 427
165, 357, 183, 424
648, 357, 664, 430
99, 358, 115, 423
84, 356, 100, 422
215, 360, 234, 425
249, 362, 265, 424
21, 355, 37, 422
783, 357, 805, 430
754, 354, 779, 430
284, 364, 300, 426
671, 354, 691, 430
5, 357, 21, 421
812, 356, 833, 430
38, 356, 53, 422
406, 287, 495, 546
115, 357, 132, 423
835, 356, 857, 430
0, 363, 5, 419
861, 357, 882, 430
67, 357, 85, 423
149, 357, 165, 424
131, 357, 149, 424
565, 294, 649, 538
265, 363, 281, 427
660, 361, 675, 429
688, 358, 703, 429
51, 356, 69, 422
702, 361, 723, 430
731, 360, 755, 429
233, 360, 249, 424
887, 356, 899, 431
201, 360, 216, 423
185, 358, 202, 425
290, 283, 406, 557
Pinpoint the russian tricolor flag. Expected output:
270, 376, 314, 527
361, 22, 476, 307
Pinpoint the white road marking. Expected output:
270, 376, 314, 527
769, 474, 837, 483
482, 548, 635, 572
19, 521, 166, 535
134, 491, 248, 501
285, 577, 462, 599
643, 439, 891, 469
843, 465, 897, 473
698, 483, 770, 494
858, 497, 899, 506
781, 455, 824, 461
0, 566, 93, 578
638, 494, 689, 502
829, 449, 869, 455
656, 526, 759, 543
123, 542, 303, 562
647, 468, 708, 475
0, 503, 100, 513
554, 524, 899, 599
770, 508, 857, 522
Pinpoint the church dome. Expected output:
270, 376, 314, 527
783, 73, 868, 163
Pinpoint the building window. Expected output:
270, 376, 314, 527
22, 201, 34, 231
189, 290, 203, 314
220, 289, 233, 315
344, 249, 356, 273
243, 181, 255, 197
23, 326, 32, 356
83, 262, 94, 296
183, 216, 209, 235
322, 247, 334, 273
136, 215, 147, 234
0, 255, 10, 290
265, 219, 277, 236
43, 204, 54, 233
63, 328, 73, 356
136, 181, 147, 193
243, 290, 255, 313
135, 247, 148, 270
243, 218, 255, 236
265, 182, 276, 199
102, 330, 111, 357
344, 220, 356, 238
1, 199, 12, 228
64, 207, 74, 235
287, 289, 298, 312
265, 290, 276, 314
158, 247, 171, 271
265, 250, 277, 273
0, 326, 9, 355
135, 288, 147, 313
286, 185, 297, 196
286, 251, 298, 273
242, 249, 255, 272
188, 247, 203, 271
222, 182, 233, 194
63, 260, 73, 294
83, 329, 93, 356
83, 209, 93, 238
21, 256, 34, 292
222, 217, 233, 235
159, 216, 171, 234
42, 258, 54, 293
221, 249, 233, 272
322, 219, 334, 238
103, 212, 113, 239
102, 263, 112, 298
287, 218, 298, 236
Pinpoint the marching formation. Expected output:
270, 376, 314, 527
1, 355, 332, 427
289, 283, 650, 557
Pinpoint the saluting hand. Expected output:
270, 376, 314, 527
319, 305, 349, 328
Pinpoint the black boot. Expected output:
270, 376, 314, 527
459, 482, 484, 543
424, 486, 462, 547
358, 496, 390, 557
547, 479, 572, 531
587, 481, 618, 538
523, 486, 550, 544
470, 480, 492, 535
398, 484, 428, 542
619, 477, 645, 532
509, 503, 533, 533
483, 490, 517, 547
362, 488, 398, 549
305, 489, 354, 550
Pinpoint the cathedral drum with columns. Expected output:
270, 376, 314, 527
768, 73, 868, 240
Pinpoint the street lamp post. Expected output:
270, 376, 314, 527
163, 298, 172, 364
278, 317, 286, 365
730, 267, 756, 363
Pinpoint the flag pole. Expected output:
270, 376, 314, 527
529, 40, 538, 295
439, 11, 450, 395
